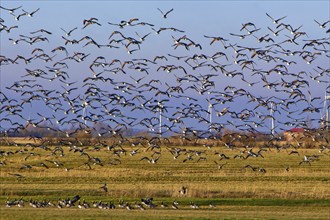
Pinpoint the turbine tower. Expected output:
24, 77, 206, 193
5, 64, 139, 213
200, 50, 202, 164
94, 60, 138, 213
326, 75, 330, 130
82, 97, 88, 126
325, 91, 330, 130
207, 93, 213, 133
270, 102, 275, 136
158, 102, 163, 138
323, 75, 330, 130
208, 101, 213, 132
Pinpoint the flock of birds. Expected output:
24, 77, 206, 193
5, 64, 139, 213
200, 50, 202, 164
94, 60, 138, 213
1, 5, 329, 139
0, 4, 330, 210
5, 195, 210, 210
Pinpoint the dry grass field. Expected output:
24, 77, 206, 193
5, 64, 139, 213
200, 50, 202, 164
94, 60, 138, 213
1, 1, 329, 219
0, 137, 329, 219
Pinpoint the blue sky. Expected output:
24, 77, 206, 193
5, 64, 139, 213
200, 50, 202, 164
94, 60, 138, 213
2, 1, 329, 88
1, 1, 329, 134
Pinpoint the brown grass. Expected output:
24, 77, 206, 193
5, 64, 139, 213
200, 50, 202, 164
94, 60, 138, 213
0, 137, 329, 219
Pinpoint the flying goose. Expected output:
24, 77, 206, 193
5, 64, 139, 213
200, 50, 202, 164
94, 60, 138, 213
100, 182, 108, 192
1, 25, 18, 33
10, 12, 27, 21
30, 29, 52, 35
157, 8, 174, 18
82, 18, 101, 29
267, 27, 284, 36
214, 161, 227, 169
266, 13, 287, 24
22, 8, 40, 17
0, 5, 22, 13
8, 173, 25, 178
60, 27, 78, 36
314, 19, 329, 28
140, 156, 160, 164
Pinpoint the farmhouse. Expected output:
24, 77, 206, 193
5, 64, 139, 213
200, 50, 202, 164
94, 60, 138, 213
284, 128, 305, 142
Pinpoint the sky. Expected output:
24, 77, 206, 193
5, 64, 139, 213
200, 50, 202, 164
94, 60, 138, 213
0, 1, 329, 135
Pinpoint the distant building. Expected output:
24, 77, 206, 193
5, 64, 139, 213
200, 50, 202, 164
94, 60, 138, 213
284, 128, 304, 142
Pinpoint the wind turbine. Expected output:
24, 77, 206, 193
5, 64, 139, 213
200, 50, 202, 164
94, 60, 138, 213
270, 101, 275, 136
207, 93, 213, 133
158, 102, 163, 138
82, 96, 88, 127
153, 99, 163, 138
324, 90, 330, 130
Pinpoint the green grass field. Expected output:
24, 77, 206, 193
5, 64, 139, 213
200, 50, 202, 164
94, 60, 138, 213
0, 138, 329, 219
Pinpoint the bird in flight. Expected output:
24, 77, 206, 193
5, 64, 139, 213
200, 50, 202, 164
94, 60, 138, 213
60, 27, 78, 36
157, 8, 174, 18
266, 13, 287, 24
0, 5, 22, 13
22, 8, 40, 17
314, 19, 330, 29
100, 182, 108, 192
